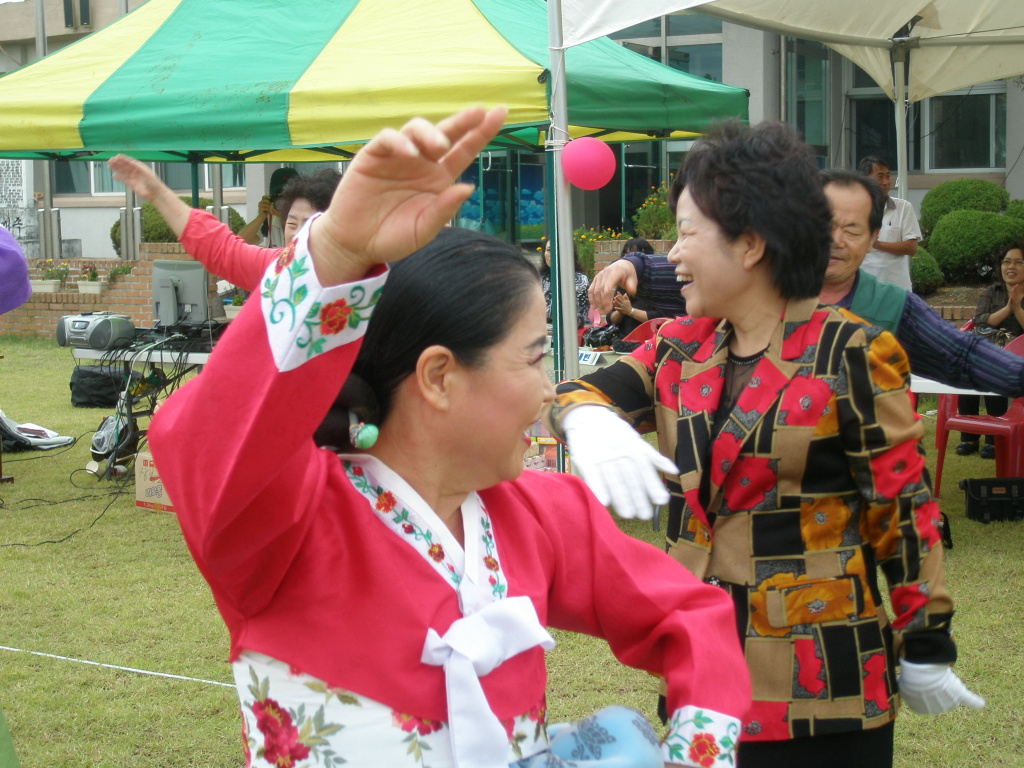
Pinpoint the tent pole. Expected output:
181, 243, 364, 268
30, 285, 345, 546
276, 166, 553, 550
190, 160, 200, 208
893, 43, 909, 201
547, 0, 579, 387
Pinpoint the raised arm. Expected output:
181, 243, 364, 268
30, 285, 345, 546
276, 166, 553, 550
108, 155, 191, 238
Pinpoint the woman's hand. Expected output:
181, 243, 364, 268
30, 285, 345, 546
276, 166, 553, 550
108, 154, 191, 238
612, 291, 633, 318
309, 106, 507, 286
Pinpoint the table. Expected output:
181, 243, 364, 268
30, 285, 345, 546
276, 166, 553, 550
909, 374, 997, 398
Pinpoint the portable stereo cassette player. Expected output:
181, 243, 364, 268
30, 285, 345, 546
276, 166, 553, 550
56, 313, 136, 351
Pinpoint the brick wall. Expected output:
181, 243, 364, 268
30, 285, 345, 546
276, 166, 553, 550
0, 244, 225, 339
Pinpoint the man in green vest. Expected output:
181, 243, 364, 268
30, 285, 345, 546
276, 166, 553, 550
819, 169, 1024, 398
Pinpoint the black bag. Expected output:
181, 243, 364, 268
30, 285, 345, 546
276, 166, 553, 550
69, 366, 136, 408
958, 478, 1024, 523
581, 323, 621, 348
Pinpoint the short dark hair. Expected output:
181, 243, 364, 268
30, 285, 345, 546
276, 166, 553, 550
668, 120, 831, 300
820, 169, 885, 234
351, 228, 540, 424
857, 156, 889, 175
997, 240, 1024, 273
277, 169, 342, 220
540, 238, 583, 277
620, 237, 654, 256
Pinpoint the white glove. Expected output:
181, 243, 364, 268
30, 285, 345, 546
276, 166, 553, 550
898, 660, 985, 714
562, 405, 679, 520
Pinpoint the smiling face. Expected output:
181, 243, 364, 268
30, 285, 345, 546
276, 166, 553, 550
1002, 248, 1024, 288
283, 197, 317, 243
822, 183, 877, 293
868, 163, 891, 199
449, 287, 554, 486
666, 188, 747, 319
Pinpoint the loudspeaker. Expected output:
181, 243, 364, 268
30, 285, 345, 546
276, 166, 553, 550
56, 313, 135, 350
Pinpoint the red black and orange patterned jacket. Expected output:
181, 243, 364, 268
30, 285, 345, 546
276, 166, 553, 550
548, 297, 956, 742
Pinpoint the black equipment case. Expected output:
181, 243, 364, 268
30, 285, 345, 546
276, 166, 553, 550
959, 478, 1024, 523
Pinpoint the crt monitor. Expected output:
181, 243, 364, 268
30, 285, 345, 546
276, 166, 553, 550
151, 260, 211, 326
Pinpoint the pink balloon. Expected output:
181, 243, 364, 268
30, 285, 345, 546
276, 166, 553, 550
561, 137, 616, 190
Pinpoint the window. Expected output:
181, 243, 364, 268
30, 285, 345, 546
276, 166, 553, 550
785, 39, 829, 166
667, 44, 722, 82
928, 91, 1006, 171
848, 65, 1005, 173
54, 161, 124, 195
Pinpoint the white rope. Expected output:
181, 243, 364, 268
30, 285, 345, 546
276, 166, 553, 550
0, 644, 233, 687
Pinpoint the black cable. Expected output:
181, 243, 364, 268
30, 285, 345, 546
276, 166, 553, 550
0, 468, 133, 547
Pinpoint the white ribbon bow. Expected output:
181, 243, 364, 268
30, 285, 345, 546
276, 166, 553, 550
421, 596, 555, 768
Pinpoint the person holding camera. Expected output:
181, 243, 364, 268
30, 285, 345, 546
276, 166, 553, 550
237, 167, 300, 247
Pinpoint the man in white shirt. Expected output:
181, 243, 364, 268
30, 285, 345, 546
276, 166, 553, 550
857, 156, 921, 290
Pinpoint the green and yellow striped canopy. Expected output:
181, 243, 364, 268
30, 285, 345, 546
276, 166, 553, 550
0, 0, 747, 162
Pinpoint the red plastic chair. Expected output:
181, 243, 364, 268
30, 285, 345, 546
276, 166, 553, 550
931, 320, 972, 496
938, 334, 1024, 494
621, 317, 669, 343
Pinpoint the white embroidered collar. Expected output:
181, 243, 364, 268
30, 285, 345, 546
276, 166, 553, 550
336, 453, 506, 616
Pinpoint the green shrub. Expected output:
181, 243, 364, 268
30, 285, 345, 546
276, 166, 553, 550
910, 245, 943, 296
927, 210, 1024, 283
919, 178, 1008, 235
1005, 199, 1024, 221
110, 198, 244, 256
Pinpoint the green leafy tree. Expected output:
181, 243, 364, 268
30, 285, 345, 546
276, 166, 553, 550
927, 210, 1024, 283
910, 245, 943, 296
110, 198, 244, 256
919, 178, 1008, 235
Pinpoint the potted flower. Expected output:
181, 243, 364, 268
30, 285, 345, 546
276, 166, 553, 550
108, 263, 133, 284
77, 261, 107, 294
30, 259, 70, 293
223, 291, 245, 320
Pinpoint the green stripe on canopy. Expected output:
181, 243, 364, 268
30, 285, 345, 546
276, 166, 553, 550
80, 0, 359, 152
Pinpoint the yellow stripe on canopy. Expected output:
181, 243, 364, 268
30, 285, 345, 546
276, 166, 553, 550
288, 0, 546, 147
0, 0, 183, 151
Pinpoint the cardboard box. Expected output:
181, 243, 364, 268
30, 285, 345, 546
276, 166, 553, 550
135, 450, 175, 513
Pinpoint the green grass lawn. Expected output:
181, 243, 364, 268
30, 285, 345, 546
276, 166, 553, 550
0, 337, 1021, 767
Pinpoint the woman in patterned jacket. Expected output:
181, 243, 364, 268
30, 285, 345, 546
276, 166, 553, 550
547, 120, 983, 768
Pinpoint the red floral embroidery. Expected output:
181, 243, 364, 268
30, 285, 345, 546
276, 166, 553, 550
688, 732, 721, 767
352, 466, 363, 476
274, 242, 296, 274
427, 543, 445, 562
375, 491, 397, 513
392, 710, 444, 736
251, 698, 310, 768
320, 299, 353, 335
401, 523, 415, 534
483, 555, 499, 571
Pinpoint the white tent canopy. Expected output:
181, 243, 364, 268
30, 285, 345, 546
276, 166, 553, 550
560, 0, 1024, 199
562, 0, 1024, 101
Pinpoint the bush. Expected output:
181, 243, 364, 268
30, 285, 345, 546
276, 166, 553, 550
910, 245, 943, 296
110, 198, 244, 256
919, 178, 1008, 235
927, 210, 1024, 283
1006, 199, 1024, 221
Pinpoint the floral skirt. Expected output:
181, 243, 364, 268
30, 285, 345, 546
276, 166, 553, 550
235, 652, 662, 768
